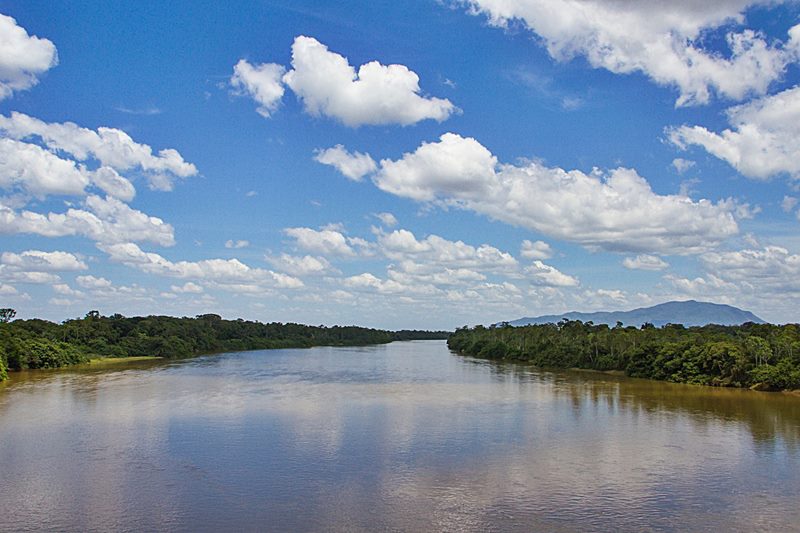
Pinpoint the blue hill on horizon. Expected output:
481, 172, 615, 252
503, 300, 765, 328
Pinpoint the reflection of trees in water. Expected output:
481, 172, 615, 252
476, 357, 800, 450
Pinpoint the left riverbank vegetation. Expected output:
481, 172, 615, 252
448, 321, 800, 392
0, 309, 449, 381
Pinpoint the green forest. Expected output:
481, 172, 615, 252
448, 321, 800, 391
0, 309, 448, 381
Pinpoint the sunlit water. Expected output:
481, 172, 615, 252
1, 340, 799, 532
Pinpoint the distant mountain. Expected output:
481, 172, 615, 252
502, 300, 765, 328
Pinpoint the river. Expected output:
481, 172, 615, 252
1, 340, 798, 532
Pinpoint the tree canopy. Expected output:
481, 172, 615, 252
0, 310, 448, 381
448, 321, 800, 391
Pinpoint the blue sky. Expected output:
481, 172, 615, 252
1, 0, 800, 329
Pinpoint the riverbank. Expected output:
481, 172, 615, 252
448, 321, 800, 392
87, 356, 163, 365
0, 312, 450, 382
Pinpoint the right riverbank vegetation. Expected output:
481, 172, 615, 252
448, 321, 800, 392
0, 309, 448, 381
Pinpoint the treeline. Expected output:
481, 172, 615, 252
0, 311, 446, 380
448, 321, 800, 391
393, 329, 450, 341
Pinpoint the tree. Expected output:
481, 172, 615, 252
0, 308, 16, 323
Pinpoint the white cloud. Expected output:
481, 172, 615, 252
782, 196, 798, 213
583, 288, 629, 307
623, 254, 669, 271
0, 283, 18, 295
99, 242, 304, 289
373, 212, 398, 227
377, 228, 518, 271
0, 195, 175, 246
461, 1, 796, 106
524, 260, 579, 287
171, 282, 204, 294
230, 59, 286, 117
663, 245, 800, 321
375, 133, 497, 202
0, 14, 58, 100
0, 138, 89, 198
90, 166, 136, 202
0, 250, 86, 287
282, 36, 457, 126
0, 250, 87, 271
369, 133, 739, 254
284, 226, 356, 256
225, 239, 250, 249
387, 262, 487, 287
669, 85, 800, 180
0, 138, 136, 202
75, 275, 112, 289
266, 253, 332, 276
0, 269, 59, 284
0, 111, 197, 190
520, 239, 553, 260
343, 271, 442, 296
671, 158, 695, 174
52, 283, 82, 297
314, 145, 376, 181
701, 246, 800, 293
665, 273, 737, 295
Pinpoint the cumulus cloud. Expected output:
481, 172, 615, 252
99, 242, 304, 290
266, 253, 332, 276
524, 260, 579, 287
377, 228, 518, 271
373, 212, 398, 227
0, 249, 87, 287
520, 239, 553, 260
75, 275, 112, 289
230, 59, 286, 117
0, 14, 58, 100
90, 166, 136, 202
52, 283, 83, 297
671, 158, 695, 174
623, 254, 669, 271
665, 273, 738, 296
0, 270, 59, 284
663, 245, 800, 320
461, 1, 797, 106
701, 246, 800, 293
0, 138, 90, 198
171, 282, 204, 294
282, 36, 457, 126
225, 239, 250, 249
365, 133, 739, 254
314, 145, 376, 181
375, 133, 497, 202
0, 195, 175, 246
0, 250, 87, 271
0, 111, 197, 191
0, 137, 137, 201
781, 196, 798, 213
343, 271, 442, 296
0, 283, 18, 295
669, 85, 800, 180
284, 226, 357, 256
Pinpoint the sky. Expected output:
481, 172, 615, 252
1, 0, 800, 329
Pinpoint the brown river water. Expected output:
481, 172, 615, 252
1, 340, 798, 532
